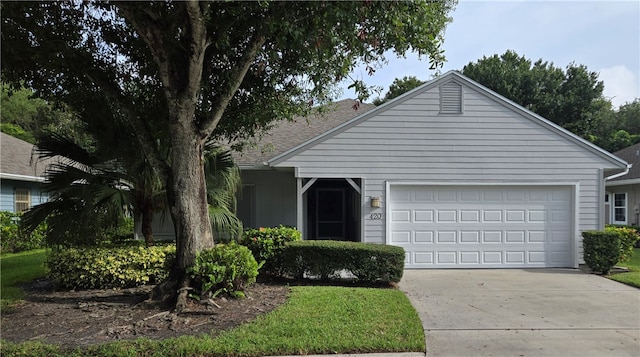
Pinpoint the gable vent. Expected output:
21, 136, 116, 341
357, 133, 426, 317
440, 81, 463, 114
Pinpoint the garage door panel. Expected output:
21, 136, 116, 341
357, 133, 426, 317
460, 210, 480, 222
390, 185, 573, 268
391, 230, 411, 243
414, 231, 434, 243
391, 210, 410, 222
414, 210, 434, 222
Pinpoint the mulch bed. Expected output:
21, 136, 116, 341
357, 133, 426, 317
1, 278, 290, 348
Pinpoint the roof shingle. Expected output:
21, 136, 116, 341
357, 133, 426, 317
233, 99, 375, 167
610, 142, 640, 181
0, 132, 48, 179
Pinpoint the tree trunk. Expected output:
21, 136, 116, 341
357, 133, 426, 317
141, 200, 154, 247
149, 129, 214, 311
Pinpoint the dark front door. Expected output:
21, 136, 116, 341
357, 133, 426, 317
316, 188, 345, 240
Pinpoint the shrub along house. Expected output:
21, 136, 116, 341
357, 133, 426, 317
157, 71, 629, 269
604, 142, 640, 227
0, 133, 50, 213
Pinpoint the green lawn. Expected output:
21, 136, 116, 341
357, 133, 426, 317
1, 249, 47, 310
1, 250, 425, 357
609, 248, 640, 288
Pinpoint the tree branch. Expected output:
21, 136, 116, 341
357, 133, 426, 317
84, 71, 172, 186
198, 33, 267, 138
178, 0, 209, 119
117, 4, 174, 99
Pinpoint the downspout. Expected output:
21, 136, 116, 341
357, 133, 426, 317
604, 164, 632, 181
603, 163, 632, 228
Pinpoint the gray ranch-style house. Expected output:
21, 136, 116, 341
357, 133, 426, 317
0, 133, 50, 213
605, 142, 640, 227
154, 71, 629, 269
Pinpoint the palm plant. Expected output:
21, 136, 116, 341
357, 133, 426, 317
204, 142, 243, 242
21, 132, 143, 246
22, 133, 242, 247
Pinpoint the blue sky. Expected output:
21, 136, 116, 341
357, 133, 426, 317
340, 0, 640, 108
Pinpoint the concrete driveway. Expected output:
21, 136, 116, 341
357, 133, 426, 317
400, 269, 640, 357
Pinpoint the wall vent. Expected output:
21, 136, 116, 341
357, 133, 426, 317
440, 81, 463, 114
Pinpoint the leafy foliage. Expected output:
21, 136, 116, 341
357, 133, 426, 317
278, 240, 405, 284
0, 84, 86, 145
0, 211, 46, 254
188, 242, 260, 299
460, 50, 640, 152
1, 0, 456, 287
462, 50, 603, 136
239, 225, 301, 273
582, 231, 621, 275
372, 76, 426, 105
0, 123, 36, 143
605, 226, 640, 262
47, 244, 175, 289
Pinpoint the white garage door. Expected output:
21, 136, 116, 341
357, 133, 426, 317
388, 185, 573, 268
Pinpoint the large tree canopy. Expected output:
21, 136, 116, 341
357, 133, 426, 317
1, 0, 456, 307
461, 50, 604, 136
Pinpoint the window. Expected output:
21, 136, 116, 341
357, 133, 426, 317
14, 188, 31, 213
613, 193, 627, 224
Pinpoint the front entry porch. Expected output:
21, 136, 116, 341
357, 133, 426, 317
297, 178, 362, 242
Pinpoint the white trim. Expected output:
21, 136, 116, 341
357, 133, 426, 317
612, 192, 628, 225
360, 177, 366, 243
267, 71, 628, 170
572, 183, 580, 268
385, 181, 579, 268
605, 178, 640, 187
0, 173, 45, 183
345, 178, 361, 194
605, 164, 632, 181
296, 178, 303, 236
385, 181, 577, 187
301, 178, 317, 194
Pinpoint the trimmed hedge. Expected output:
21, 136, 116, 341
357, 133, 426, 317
47, 244, 175, 289
239, 225, 301, 273
188, 242, 260, 299
277, 240, 405, 284
582, 230, 620, 275
605, 225, 640, 261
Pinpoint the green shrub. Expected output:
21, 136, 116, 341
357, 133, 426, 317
239, 225, 301, 273
278, 240, 405, 284
188, 242, 260, 299
47, 244, 175, 289
605, 225, 640, 262
0, 211, 46, 254
582, 231, 621, 274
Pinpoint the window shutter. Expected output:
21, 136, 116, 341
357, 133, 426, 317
440, 81, 463, 113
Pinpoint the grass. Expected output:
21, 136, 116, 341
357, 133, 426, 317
609, 247, 640, 288
0, 249, 47, 310
0, 250, 425, 357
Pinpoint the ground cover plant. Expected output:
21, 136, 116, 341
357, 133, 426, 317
1, 235, 423, 356
609, 248, 640, 288
0, 284, 424, 356
0, 249, 46, 310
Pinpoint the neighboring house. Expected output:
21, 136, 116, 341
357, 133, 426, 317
156, 71, 629, 269
0, 133, 50, 213
604, 142, 640, 226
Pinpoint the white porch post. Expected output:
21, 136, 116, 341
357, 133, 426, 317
296, 177, 303, 237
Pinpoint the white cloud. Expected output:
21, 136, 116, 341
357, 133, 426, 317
598, 65, 640, 108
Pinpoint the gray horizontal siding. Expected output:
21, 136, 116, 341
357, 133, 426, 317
275, 84, 613, 254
